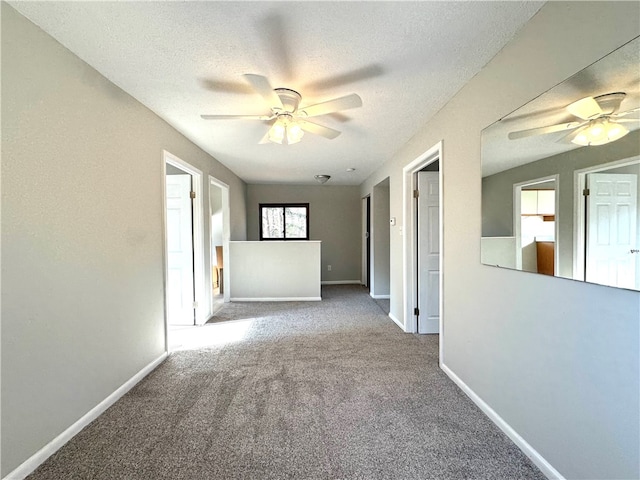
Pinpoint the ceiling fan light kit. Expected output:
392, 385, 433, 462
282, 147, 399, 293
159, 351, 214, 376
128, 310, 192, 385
201, 74, 362, 145
268, 114, 304, 145
571, 118, 629, 146
508, 91, 639, 147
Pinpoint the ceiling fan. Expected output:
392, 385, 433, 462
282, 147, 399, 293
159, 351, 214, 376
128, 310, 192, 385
200, 74, 362, 145
508, 92, 640, 146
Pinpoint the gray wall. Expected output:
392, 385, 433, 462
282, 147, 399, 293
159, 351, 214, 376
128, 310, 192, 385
1, 4, 247, 476
360, 2, 640, 479
246, 185, 361, 283
372, 180, 390, 296
482, 129, 639, 277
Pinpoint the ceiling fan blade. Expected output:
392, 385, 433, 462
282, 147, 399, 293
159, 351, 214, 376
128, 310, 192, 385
613, 118, 640, 123
556, 126, 586, 144
566, 96, 603, 120
243, 74, 284, 111
199, 78, 253, 94
302, 64, 384, 90
612, 107, 640, 118
299, 94, 362, 118
508, 121, 584, 140
297, 119, 341, 139
259, 13, 294, 81
200, 114, 273, 120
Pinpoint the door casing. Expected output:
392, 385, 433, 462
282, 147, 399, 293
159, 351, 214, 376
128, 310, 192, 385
162, 151, 206, 351
402, 141, 444, 360
574, 155, 640, 283
209, 175, 231, 305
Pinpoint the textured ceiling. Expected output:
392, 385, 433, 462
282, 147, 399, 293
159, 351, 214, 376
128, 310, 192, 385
11, 1, 544, 185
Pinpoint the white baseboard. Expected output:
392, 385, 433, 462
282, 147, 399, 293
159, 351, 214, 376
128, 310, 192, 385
440, 363, 564, 480
4, 352, 168, 480
320, 280, 361, 285
370, 293, 390, 299
388, 312, 405, 331
230, 297, 321, 302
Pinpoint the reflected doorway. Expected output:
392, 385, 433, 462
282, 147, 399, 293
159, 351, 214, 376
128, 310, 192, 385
576, 157, 640, 289
513, 176, 558, 276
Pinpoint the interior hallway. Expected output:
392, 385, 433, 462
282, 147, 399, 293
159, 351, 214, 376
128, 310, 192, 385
26, 286, 544, 479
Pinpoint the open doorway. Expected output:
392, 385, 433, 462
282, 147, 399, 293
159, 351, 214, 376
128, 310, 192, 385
361, 195, 371, 291
371, 178, 390, 312
165, 166, 194, 326
209, 176, 231, 316
402, 142, 443, 355
163, 151, 205, 351
513, 175, 559, 276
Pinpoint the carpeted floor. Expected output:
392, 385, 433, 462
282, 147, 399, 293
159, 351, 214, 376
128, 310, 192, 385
27, 285, 544, 479
373, 297, 390, 315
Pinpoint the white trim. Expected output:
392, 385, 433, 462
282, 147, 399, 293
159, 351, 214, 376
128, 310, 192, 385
3, 353, 168, 480
361, 195, 370, 287
160, 160, 170, 352
440, 363, 565, 480
321, 280, 361, 285
209, 176, 231, 304
370, 293, 390, 299
573, 155, 640, 282
230, 297, 322, 302
388, 312, 404, 330
402, 141, 444, 366
163, 151, 209, 327
206, 301, 225, 322
512, 175, 559, 273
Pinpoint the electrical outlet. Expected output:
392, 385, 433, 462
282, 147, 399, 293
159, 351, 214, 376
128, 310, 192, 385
327, 265, 332, 271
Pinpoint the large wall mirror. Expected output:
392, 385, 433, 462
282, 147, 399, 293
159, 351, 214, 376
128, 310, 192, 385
481, 36, 640, 291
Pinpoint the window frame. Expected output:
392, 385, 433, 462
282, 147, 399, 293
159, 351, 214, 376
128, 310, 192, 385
259, 203, 310, 241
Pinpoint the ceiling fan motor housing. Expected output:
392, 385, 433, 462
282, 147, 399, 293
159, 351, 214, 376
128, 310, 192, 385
275, 88, 302, 113
595, 92, 625, 115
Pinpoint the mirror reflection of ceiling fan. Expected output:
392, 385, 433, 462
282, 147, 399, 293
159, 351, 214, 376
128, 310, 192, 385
200, 74, 362, 145
508, 92, 640, 146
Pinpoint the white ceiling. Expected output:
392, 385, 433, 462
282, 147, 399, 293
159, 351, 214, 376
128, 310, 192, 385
482, 36, 640, 177
11, 1, 544, 185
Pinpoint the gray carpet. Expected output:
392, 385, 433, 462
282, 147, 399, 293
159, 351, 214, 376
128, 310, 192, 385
373, 297, 390, 315
27, 285, 544, 479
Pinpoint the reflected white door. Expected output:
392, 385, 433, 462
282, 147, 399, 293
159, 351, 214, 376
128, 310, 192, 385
166, 174, 195, 325
586, 173, 638, 289
418, 171, 440, 334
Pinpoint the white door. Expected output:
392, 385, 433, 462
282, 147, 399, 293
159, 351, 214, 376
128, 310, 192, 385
417, 171, 440, 334
586, 173, 638, 289
166, 174, 195, 325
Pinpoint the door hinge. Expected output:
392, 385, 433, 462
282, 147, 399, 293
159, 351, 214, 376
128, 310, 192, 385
414, 307, 419, 316
190, 191, 196, 199
413, 189, 419, 198
583, 188, 590, 196
192, 301, 198, 309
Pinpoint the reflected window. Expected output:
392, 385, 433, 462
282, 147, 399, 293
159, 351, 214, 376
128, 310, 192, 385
259, 203, 309, 240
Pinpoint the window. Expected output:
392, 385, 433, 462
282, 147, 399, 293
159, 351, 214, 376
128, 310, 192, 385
259, 203, 309, 240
